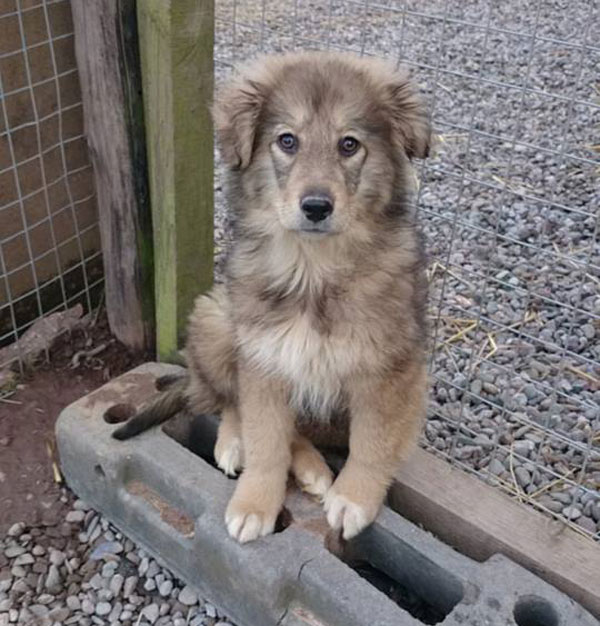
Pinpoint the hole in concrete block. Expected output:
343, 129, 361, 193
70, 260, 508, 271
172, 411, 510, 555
331, 525, 463, 624
274, 506, 293, 533
94, 464, 105, 478
163, 413, 240, 478
104, 403, 136, 424
513, 596, 559, 626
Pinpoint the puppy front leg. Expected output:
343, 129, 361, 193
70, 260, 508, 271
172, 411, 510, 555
324, 360, 426, 539
225, 367, 294, 543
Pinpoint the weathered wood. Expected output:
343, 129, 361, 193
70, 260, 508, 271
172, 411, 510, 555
389, 448, 600, 618
71, 0, 154, 352
137, 0, 215, 361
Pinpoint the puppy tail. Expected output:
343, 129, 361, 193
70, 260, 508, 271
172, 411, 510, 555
112, 374, 189, 440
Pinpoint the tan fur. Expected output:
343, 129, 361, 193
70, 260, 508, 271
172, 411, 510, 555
186, 51, 430, 542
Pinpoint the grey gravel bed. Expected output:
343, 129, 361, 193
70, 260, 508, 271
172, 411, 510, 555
213, 0, 600, 539
0, 495, 235, 626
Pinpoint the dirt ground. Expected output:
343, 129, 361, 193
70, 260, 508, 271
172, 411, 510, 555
0, 314, 147, 534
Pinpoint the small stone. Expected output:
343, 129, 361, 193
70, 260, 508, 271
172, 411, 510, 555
82, 599, 95, 615
7, 523, 25, 537
49, 607, 70, 622
101, 562, 117, 578
108, 601, 122, 622
66, 595, 81, 611
49, 549, 65, 566
90, 573, 104, 590
146, 561, 160, 578
45, 564, 61, 591
144, 578, 156, 591
66, 510, 85, 523
90, 541, 123, 561
488, 458, 505, 476
159, 580, 173, 597
138, 557, 149, 576
109, 573, 124, 596
581, 323, 595, 339
513, 440, 534, 458
178, 585, 198, 606
120, 610, 133, 621
12, 579, 28, 593
205, 603, 217, 618
95, 601, 111, 616
514, 466, 531, 488
562, 505, 581, 521
13, 553, 34, 567
36, 593, 54, 605
32, 545, 46, 556
576, 517, 597, 534
143, 603, 160, 624
28, 604, 49, 618
552, 492, 572, 505
4, 546, 26, 559
124, 575, 138, 598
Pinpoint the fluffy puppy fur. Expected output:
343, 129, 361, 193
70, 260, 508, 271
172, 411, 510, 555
116, 51, 431, 543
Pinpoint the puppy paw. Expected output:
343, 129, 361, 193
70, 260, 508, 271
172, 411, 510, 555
296, 469, 333, 499
225, 472, 286, 543
214, 436, 243, 476
225, 508, 277, 543
323, 489, 372, 540
291, 439, 333, 499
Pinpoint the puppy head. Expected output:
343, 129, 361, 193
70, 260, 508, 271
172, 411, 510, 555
213, 52, 431, 237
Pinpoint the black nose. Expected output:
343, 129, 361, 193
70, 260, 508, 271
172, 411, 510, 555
300, 194, 334, 223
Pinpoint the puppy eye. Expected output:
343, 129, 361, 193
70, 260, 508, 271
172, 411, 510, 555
277, 133, 298, 154
339, 136, 360, 157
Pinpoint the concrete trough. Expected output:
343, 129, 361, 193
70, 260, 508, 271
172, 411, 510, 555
56, 362, 598, 626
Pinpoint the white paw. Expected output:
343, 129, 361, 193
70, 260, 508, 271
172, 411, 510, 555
296, 469, 333, 500
215, 437, 243, 476
323, 490, 369, 540
225, 510, 276, 543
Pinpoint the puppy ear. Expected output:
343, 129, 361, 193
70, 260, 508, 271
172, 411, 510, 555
385, 70, 431, 160
212, 76, 266, 170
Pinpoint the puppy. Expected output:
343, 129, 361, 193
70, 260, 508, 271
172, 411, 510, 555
116, 51, 430, 543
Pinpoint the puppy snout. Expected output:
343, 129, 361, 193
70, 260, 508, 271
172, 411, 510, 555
300, 194, 334, 223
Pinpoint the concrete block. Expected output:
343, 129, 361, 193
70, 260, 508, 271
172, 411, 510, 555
56, 363, 598, 626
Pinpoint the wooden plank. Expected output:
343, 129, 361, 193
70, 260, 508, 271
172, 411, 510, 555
137, 0, 215, 361
71, 0, 154, 351
389, 448, 600, 618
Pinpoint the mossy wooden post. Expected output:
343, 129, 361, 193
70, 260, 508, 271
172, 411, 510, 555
138, 0, 214, 361
71, 0, 154, 351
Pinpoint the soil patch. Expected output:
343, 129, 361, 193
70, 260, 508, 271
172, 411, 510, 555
0, 313, 147, 533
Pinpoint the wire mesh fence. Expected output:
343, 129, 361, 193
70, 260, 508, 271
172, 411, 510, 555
214, 0, 600, 539
0, 0, 102, 374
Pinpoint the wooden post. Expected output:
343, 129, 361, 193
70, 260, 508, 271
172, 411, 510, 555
72, 0, 154, 352
137, 0, 215, 361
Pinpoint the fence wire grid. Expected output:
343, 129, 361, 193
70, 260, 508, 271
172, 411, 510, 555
0, 0, 102, 374
214, 0, 600, 539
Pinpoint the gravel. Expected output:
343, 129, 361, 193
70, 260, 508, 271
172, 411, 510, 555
211, 0, 600, 539
0, 496, 236, 626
